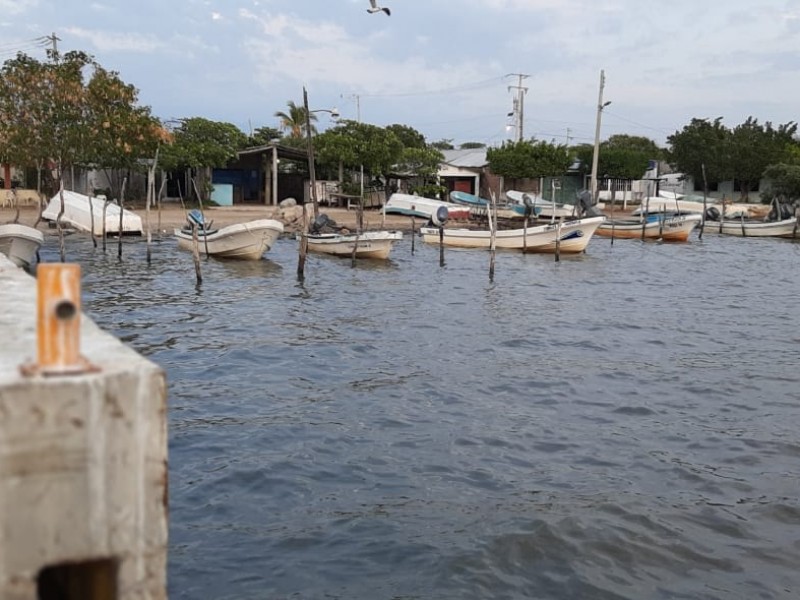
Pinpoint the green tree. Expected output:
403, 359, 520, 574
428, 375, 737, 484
385, 124, 426, 149
761, 163, 800, 202
315, 120, 403, 180
600, 134, 662, 180
275, 100, 316, 139
459, 142, 486, 149
160, 117, 247, 201
727, 117, 797, 200
247, 126, 281, 147
0, 50, 161, 199
430, 138, 454, 150
667, 118, 732, 192
487, 139, 572, 181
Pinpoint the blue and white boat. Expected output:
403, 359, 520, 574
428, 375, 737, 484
449, 190, 538, 219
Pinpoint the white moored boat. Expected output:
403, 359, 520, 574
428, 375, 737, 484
596, 213, 703, 242
174, 211, 284, 260
0, 223, 44, 269
705, 217, 798, 238
302, 230, 403, 260
420, 216, 606, 253
42, 190, 143, 235
384, 193, 471, 221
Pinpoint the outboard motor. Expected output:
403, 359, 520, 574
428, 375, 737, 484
575, 189, 603, 218
768, 201, 792, 221
310, 213, 337, 234
185, 209, 213, 232
430, 206, 449, 227
521, 194, 536, 217
705, 206, 721, 221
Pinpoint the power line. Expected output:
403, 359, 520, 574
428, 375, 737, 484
359, 76, 507, 98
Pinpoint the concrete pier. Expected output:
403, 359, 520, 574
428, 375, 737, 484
0, 255, 168, 599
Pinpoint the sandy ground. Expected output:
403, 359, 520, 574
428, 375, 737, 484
0, 203, 427, 234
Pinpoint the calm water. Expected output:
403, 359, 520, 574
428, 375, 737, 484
39, 229, 800, 600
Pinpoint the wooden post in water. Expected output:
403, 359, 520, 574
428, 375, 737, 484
640, 190, 650, 241
700, 163, 708, 240
610, 183, 616, 246
56, 179, 66, 263
410, 215, 415, 254
297, 202, 308, 280
659, 205, 665, 239
102, 197, 109, 252
740, 212, 746, 237
489, 190, 497, 281
117, 177, 127, 260
439, 225, 445, 267
146, 150, 159, 265
555, 220, 562, 262
719, 195, 725, 234
191, 177, 210, 259
157, 177, 166, 240
87, 183, 97, 249
191, 221, 202, 285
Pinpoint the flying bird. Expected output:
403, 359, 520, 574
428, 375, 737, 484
367, 0, 391, 16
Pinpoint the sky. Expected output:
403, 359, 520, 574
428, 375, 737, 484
1, 0, 799, 148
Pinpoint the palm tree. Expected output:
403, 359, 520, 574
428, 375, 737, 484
274, 100, 317, 139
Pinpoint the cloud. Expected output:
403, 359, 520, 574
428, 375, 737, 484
64, 27, 164, 53
0, 0, 37, 15
239, 10, 494, 97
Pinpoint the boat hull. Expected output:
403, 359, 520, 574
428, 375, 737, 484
174, 219, 284, 259
596, 214, 702, 242
384, 193, 471, 220
42, 190, 143, 235
302, 231, 403, 259
704, 218, 799, 238
0, 224, 44, 269
420, 216, 605, 253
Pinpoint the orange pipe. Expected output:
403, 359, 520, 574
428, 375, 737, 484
36, 263, 82, 373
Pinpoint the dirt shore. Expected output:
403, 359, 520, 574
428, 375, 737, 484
0, 203, 427, 234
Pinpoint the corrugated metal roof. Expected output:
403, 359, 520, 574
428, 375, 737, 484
441, 148, 488, 168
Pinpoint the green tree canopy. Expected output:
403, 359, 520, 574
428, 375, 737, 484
487, 139, 572, 180
761, 163, 800, 202
727, 117, 797, 199
0, 50, 161, 196
247, 126, 281, 147
459, 142, 486, 149
385, 124, 426, 149
314, 120, 403, 177
160, 117, 247, 171
275, 100, 316, 138
667, 117, 733, 190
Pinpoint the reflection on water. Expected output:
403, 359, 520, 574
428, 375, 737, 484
37, 231, 800, 599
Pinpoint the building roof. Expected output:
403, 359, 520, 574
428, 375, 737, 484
441, 148, 488, 169
237, 143, 308, 162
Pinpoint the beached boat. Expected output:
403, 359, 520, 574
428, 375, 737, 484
420, 216, 606, 253
0, 223, 44, 269
506, 190, 578, 219
384, 193, 471, 220
42, 190, 143, 235
450, 190, 534, 219
596, 213, 703, 242
303, 230, 403, 259
174, 211, 283, 259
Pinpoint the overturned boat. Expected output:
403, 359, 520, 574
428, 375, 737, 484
42, 190, 143, 235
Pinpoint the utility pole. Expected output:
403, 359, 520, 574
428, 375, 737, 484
506, 73, 529, 142
590, 69, 610, 204
46, 32, 60, 57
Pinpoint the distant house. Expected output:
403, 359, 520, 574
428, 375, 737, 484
438, 149, 492, 196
